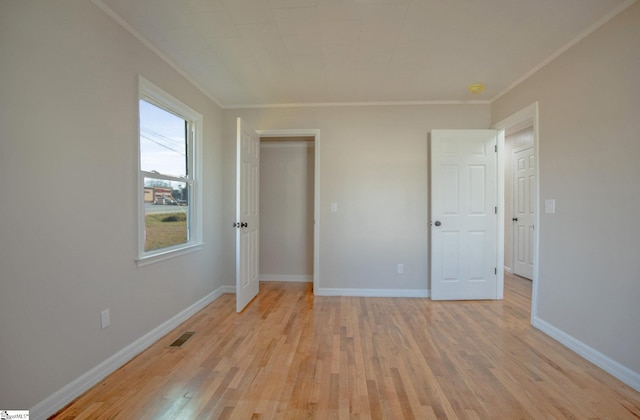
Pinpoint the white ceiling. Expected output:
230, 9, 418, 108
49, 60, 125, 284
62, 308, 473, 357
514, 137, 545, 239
97, 0, 632, 108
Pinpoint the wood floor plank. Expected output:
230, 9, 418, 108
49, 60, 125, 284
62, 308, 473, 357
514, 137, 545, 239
51, 275, 640, 419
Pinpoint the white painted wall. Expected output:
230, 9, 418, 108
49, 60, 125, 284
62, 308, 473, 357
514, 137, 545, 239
0, 0, 225, 411
492, 1, 640, 380
223, 106, 491, 294
260, 141, 315, 281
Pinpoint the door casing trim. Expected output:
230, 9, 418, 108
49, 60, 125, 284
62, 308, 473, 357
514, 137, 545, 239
256, 129, 321, 294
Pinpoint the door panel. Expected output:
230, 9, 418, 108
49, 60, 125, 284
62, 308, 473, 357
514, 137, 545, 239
469, 165, 486, 214
442, 165, 459, 213
431, 130, 499, 300
236, 118, 260, 312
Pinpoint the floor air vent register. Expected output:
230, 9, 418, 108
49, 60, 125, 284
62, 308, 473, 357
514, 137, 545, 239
167, 331, 196, 348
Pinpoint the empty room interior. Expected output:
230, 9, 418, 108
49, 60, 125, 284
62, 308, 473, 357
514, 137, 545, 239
1, 0, 639, 418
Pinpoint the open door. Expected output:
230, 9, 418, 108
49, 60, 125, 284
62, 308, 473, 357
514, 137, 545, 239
512, 146, 535, 280
235, 118, 260, 312
431, 129, 500, 300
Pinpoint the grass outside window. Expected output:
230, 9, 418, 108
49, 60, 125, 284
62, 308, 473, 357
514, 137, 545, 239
144, 212, 187, 251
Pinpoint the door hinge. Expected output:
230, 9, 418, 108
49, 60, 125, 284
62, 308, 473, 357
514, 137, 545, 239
495, 206, 497, 214
495, 145, 497, 152
494, 267, 497, 275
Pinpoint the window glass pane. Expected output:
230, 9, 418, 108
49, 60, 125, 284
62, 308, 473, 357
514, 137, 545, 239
140, 100, 187, 178
143, 178, 189, 251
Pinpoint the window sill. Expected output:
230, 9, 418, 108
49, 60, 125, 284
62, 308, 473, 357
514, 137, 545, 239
136, 242, 204, 267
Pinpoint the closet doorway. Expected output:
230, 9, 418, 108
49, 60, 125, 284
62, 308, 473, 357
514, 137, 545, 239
258, 131, 319, 289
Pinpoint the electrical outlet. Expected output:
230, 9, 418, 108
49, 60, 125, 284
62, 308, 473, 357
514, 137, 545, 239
397, 264, 404, 274
101, 308, 110, 329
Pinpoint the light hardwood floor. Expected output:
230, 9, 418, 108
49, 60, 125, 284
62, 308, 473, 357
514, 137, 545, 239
52, 274, 640, 419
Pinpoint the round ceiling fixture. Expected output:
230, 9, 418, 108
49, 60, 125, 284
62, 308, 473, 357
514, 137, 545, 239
468, 83, 485, 94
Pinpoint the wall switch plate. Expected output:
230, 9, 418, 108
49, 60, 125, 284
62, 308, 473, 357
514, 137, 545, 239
331, 202, 338, 213
545, 199, 556, 214
397, 264, 404, 274
101, 308, 110, 329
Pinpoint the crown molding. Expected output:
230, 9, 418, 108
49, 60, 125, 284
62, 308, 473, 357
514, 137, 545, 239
491, 0, 638, 103
224, 100, 490, 109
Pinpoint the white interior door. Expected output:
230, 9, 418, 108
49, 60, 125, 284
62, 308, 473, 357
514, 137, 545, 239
431, 130, 499, 300
512, 146, 535, 279
236, 118, 260, 312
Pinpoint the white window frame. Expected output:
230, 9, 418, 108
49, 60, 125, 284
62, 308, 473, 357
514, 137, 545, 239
137, 76, 203, 266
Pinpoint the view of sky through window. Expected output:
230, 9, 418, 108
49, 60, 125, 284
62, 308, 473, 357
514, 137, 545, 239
139, 100, 187, 178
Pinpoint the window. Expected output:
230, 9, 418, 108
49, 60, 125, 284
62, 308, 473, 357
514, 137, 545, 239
137, 77, 202, 265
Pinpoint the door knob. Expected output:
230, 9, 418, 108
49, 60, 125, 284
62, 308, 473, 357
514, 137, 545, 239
512, 217, 518, 222
434, 221, 441, 226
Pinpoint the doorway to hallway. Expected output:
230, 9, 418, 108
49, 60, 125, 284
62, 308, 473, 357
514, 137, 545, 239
493, 102, 540, 321
504, 127, 535, 280
259, 137, 315, 284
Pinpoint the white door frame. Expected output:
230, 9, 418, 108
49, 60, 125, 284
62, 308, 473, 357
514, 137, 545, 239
255, 129, 321, 294
492, 102, 540, 322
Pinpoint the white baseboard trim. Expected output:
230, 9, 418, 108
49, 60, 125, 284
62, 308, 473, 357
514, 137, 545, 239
260, 274, 313, 283
30, 285, 234, 420
315, 288, 430, 298
533, 316, 640, 392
